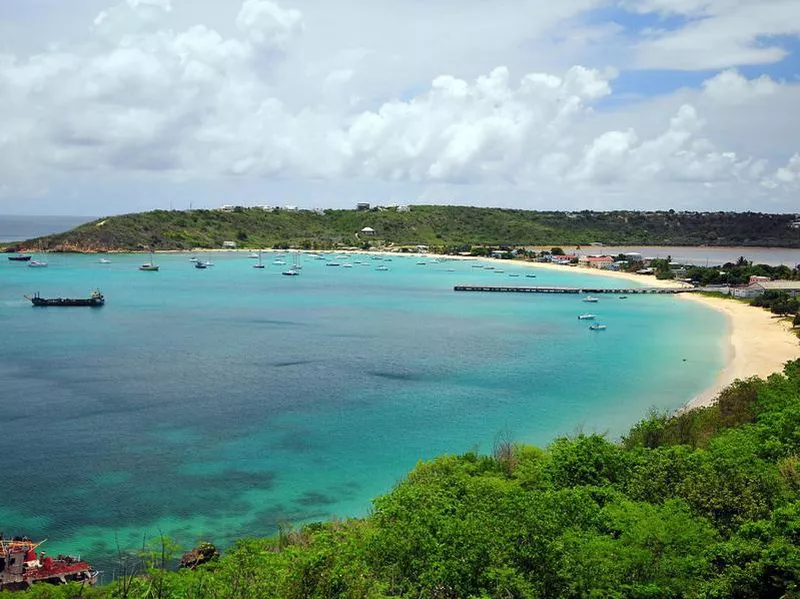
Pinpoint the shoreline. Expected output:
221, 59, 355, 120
438, 255, 799, 412
675, 294, 799, 411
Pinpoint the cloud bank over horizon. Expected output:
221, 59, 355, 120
0, 0, 798, 215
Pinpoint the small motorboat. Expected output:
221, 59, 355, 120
589, 323, 607, 331
619, 295, 628, 300
98, 258, 111, 264
28, 260, 48, 268
376, 266, 389, 271
342, 263, 353, 268
282, 268, 300, 276
582, 296, 599, 303
508, 273, 519, 277
194, 261, 208, 269
525, 274, 537, 278
578, 314, 596, 320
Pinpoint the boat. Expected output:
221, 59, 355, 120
582, 296, 599, 303
98, 258, 111, 264
139, 250, 159, 271
189, 257, 199, 262
282, 252, 301, 276
25, 289, 105, 307
589, 323, 607, 331
508, 274, 519, 277
326, 262, 341, 267
416, 261, 426, 265
248, 252, 259, 259
619, 295, 628, 300
1, 536, 99, 591
375, 266, 389, 271
525, 274, 537, 278
253, 249, 265, 269
471, 265, 483, 269
27, 244, 48, 268
342, 263, 353, 268
7, 255, 32, 262
495, 270, 505, 274
194, 261, 208, 269
578, 314, 596, 320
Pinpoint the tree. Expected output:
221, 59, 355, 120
551, 247, 565, 256
794, 313, 800, 327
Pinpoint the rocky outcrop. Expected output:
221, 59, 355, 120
179, 542, 219, 570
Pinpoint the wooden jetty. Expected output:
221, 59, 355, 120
454, 285, 698, 295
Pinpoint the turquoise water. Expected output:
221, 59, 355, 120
0, 253, 725, 569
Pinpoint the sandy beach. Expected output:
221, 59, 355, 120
676, 294, 800, 411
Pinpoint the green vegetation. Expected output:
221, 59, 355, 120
8, 207, 800, 252
15, 361, 800, 598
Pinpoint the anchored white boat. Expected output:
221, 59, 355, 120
578, 314, 596, 320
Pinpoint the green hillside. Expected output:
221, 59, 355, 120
19, 360, 800, 598
8, 206, 800, 251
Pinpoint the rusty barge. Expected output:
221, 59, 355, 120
0, 537, 98, 591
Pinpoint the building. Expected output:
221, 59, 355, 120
733, 280, 800, 299
397, 205, 410, 213
551, 254, 577, 265
360, 226, 376, 236
222, 241, 237, 249
357, 203, 371, 211
749, 275, 771, 284
579, 255, 615, 270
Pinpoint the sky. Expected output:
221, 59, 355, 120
0, 0, 798, 216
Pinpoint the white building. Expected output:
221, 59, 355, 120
733, 280, 800, 299
361, 226, 376, 236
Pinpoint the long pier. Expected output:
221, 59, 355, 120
454, 285, 698, 295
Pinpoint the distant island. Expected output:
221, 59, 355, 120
5, 206, 800, 252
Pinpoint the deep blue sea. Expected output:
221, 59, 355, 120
0, 250, 726, 574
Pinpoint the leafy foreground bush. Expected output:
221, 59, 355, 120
13, 361, 800, 598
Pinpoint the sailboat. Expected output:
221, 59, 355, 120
139, 249, 159, 271
253, 248, 265, 269
282, 251, 300, 276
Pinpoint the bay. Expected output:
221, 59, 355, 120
1, 251, 726, 573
